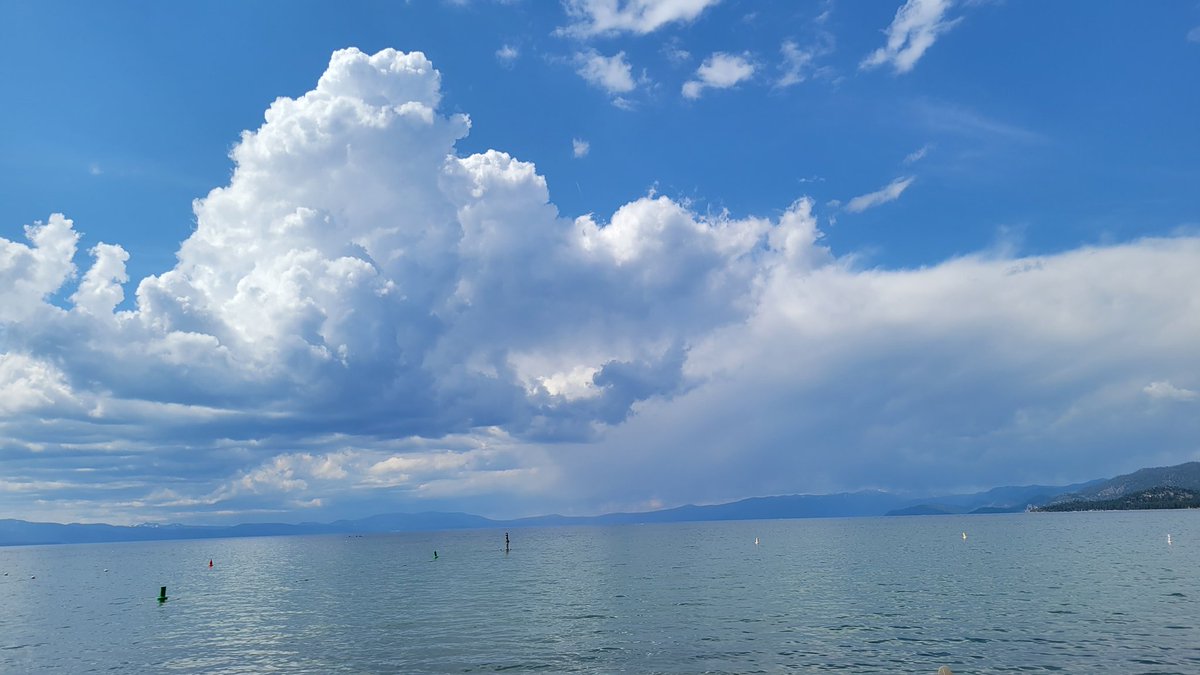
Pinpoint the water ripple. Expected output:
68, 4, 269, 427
2, 513, 1199, 673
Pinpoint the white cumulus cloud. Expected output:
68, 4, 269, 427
4, 47, 1200, 524
0, 214, 79, 322
1144, 381, 1198, 402
554, 238, 1200, 506
576, 49, 637, 95
0, 354, 79, 416
573, 138, 590, 158
682, 52, 754, 99
71, 242, 130, 316
0, 48, 799, 522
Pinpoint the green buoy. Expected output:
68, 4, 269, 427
158, 586, 168, 603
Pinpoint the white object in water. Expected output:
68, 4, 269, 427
962, 532, 967, 540
1167, 533, 1172, 545
754, 537, 759, 546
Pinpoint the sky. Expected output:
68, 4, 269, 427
1, 0, 1199, 525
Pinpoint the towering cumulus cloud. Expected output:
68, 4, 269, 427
97, 48, 787, 436
0, 49, 818, 520
2, 48, 1199, 523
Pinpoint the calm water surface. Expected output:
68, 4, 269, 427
2, 512, 1198, 674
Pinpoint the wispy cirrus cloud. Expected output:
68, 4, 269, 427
776, 40, 819, 88
910, 99, 1041, 143
903, 144, 932, 164
844, 176, 915, 213
561, 0, 720, 37
662, 37, 691, 65
774, 8, 836, 90
861, 0, 960, 74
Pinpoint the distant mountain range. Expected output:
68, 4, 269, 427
880, 482, 1103, 516
3, 461, 1199, 547
885, 461, 1200, 516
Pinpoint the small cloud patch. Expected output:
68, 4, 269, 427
903, 144, 932, 165
576, 49, 636, 95
683, 52, 754, 99
562, 0, 721, 37
861, 0, 960, 74
1144, 381, 1198, 402
844, 176, 915, 213
495, 44, 519, 65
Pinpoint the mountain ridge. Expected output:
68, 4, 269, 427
1033, 486, 1200, 512
3, 461, 1197, 546
1048, 461, 1200, 503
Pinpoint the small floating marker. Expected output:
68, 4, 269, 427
1167, 534, 1173, 546
754, 537, 759, 546
433, 550, 438, 560
209, 559, 214, 568
505, 531, 510, 553
158, 586, 168, 603
962, 532, 967, 540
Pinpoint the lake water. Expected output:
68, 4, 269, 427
2, 512, 1198, 674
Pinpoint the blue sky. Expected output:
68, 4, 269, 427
1, 0, 1199, 524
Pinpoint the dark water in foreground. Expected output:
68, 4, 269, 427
2, 512, 1198, 674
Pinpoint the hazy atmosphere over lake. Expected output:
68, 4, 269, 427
1, 0, 1199, 526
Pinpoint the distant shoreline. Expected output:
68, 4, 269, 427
7, 459, 1200, 546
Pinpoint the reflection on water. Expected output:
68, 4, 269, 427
2, 512, 1198, 673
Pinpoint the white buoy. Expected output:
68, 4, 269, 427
1167, 533, 1172, 545
962, 532, 967, 540
754, 537, 759, 546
